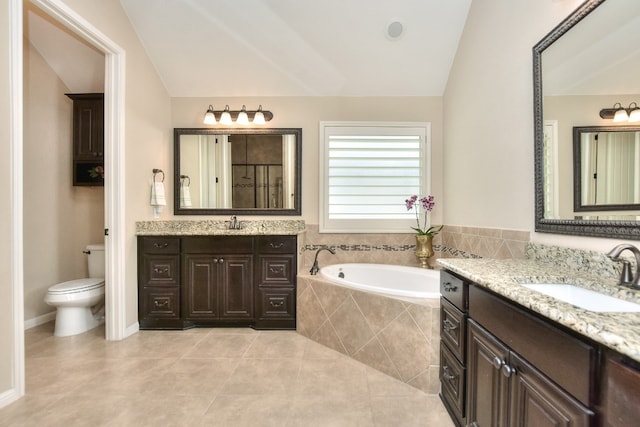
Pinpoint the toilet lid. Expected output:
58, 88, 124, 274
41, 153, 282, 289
48, 278, 105, 294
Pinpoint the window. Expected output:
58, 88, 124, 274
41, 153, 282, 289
319, 122, 431, 233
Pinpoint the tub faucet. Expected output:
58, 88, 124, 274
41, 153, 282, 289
606, 244, 640, 289
310, 246, 336, 275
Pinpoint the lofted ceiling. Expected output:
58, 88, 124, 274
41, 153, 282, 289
26, 0, 473, 97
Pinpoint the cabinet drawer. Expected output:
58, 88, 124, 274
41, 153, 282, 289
441, 297, 467, 362
141, 287, 180, 319
440, 342, 466, 424
258, 255, 295, 287
469, 285, 596, 406
141, 237, 180, 254
182, 236, 253, 253
257, 287, 295, 319
440, 270, 467, 311
141, 255, 179, 287
256, 235, 297, 254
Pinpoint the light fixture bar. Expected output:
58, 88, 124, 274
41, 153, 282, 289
599, 102, 640, 122
202, 104, 273, 124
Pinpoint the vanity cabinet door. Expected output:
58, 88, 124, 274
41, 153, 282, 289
467, 320, 510, 427
219, 255, 253, 319
183, 255, 219, 319
509, 352, 593, 427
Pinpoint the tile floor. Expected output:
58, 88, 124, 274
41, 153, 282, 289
0, 323, 454, 426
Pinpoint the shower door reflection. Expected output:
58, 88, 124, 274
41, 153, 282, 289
232, 165, 283, 209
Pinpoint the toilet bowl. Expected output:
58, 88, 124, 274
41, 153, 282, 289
45, 244, 105, 337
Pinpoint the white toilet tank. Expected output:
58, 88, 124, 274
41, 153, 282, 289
86, 243, 105, 278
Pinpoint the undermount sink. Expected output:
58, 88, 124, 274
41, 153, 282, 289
521, 284, 640, 313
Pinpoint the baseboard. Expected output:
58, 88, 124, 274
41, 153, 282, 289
0, 387, 22, 410
24, 312, 56, 330
125, 321, 139, 338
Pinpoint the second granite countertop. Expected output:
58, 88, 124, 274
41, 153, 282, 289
437, 257, 640, 363
136, 219, 306, 236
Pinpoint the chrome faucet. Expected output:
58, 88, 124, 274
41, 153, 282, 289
310, 246, 336, 275
228, 215, 242, 230
606, 244, 640, 289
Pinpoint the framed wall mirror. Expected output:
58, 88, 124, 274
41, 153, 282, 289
534, 0, 640, 239
174, 128, 302, 215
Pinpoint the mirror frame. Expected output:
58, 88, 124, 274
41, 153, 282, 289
173, 127, 302, 216
533, 0, 640, 240
573, 125, 640, 212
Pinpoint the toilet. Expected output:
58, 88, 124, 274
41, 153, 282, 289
45, 243, 105, 337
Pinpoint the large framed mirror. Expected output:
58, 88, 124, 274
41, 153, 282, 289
534, 0, 640, 239
174, 128, 302, 215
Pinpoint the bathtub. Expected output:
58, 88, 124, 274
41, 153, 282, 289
319, 263, 441, 299
298, 263, 442, 394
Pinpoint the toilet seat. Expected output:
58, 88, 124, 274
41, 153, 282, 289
48, 278, 104, 294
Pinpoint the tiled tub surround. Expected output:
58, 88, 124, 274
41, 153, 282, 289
297, 274, 441, 395
438, 242, 640, 362
301, 224, 530, 271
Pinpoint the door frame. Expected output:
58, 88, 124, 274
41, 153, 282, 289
8, 0, 128, 404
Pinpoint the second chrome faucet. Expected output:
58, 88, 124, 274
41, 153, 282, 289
309, 246, 336, 275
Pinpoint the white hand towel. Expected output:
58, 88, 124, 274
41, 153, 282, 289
150, 182, 166, 218
180, 182, 192, 208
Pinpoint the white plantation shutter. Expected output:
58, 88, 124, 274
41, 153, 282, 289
319, 122, 431, 233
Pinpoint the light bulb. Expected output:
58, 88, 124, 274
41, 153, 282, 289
203, 105, 216, 124
237, 105, 249, 125
253, 105, 266, 125
220, 105, 232, 125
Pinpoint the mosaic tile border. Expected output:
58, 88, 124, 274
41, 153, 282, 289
302, 244, 481, 259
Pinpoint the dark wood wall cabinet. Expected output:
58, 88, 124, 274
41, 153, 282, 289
138, 235, 297, 330
439, 269, 634, 427
66, 93, 104, 186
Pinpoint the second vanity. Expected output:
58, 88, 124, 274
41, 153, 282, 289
136, 220, 304, 330
438, 249, 640, 427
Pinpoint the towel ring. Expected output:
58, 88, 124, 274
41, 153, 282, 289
180, 175, 191, 186
152, 168, 165, 182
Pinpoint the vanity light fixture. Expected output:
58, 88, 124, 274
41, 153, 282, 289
201, 104, 274, 125
599, 102, 640, 123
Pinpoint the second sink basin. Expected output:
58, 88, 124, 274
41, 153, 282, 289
521, 284, 640, 312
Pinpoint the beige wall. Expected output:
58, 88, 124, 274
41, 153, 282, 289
171, 96, 444, 227
56, 0, 172, 327
443, 0, 635, 251
0, 0, 14, 397
23, 39, 105, 321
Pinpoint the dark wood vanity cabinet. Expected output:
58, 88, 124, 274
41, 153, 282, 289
138, 234, 297, 330
254, 235, 297, 329
66, 93, 104, 186
182, 236, 254, 324
440, 270, 598, 427
465, 285, 595, 427
439, 270, 469, 427
138, 237, 182, 329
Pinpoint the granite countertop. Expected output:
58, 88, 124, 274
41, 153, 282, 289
136, 219, 306, 236
437, 257, 640, 363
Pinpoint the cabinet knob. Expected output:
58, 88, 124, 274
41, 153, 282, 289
443, 282, 458, 292
269, 242, 285, 248
219, 257, 224, 263
270, 300, 285, 308
153, 242, 169, 248
502, 364, 516, 378
153, 266, 169, 274
443, 319, 458, 332
442, 365, 457, 381
492, 356, 504, 370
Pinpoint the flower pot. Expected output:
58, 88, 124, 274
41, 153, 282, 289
415, 235, 434, 268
